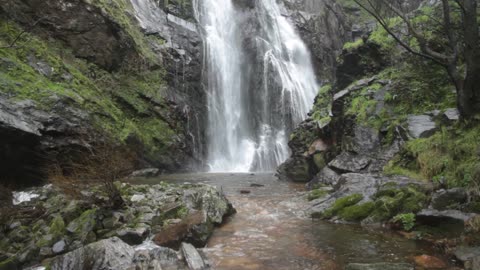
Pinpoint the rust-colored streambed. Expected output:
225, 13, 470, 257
135, 173, 452, 270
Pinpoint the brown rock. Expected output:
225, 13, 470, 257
414, 255, 447, 269
153, 211, 205, 249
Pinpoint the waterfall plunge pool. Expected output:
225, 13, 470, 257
132, 173, 454, 269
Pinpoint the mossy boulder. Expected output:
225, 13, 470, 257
321, 194, 364, 219
339, 202, 375, 221
66, 209, 97, 243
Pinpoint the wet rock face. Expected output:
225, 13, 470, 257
283, 0, 350, 81
1, 0, 136, 71
0, 96, 91, 187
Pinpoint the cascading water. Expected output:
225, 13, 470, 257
194, 0, 318, 172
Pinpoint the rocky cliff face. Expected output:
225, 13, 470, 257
0, 0, 206, 186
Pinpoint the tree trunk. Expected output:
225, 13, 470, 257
458, 0, 480, 119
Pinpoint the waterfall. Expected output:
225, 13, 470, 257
194, 0, 318, 172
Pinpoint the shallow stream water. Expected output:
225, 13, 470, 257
135, 173, 452, 269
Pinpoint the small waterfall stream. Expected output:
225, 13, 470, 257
194, 0, 319, 172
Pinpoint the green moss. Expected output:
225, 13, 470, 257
368, 184, 427, 222
49, 215, 65, 239
307, 189, 329, 201
0, 19, 177, 155
321, 194, 363, 219
311, 84, 332, 126
339, 201, 375, 221
387, 125, 480, 188
343, 39, 364, 51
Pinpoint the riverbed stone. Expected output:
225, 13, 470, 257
454, 246, 480, 270
416, 209, 477, 228
346, 262, 414, 270
181, 242, 207, 270
413, 255, 447, 269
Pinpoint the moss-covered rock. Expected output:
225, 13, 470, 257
307, 189, 329, 201
66, 209, 97, 243
322, 194, 364, 219
49, 216, 65, 241
339, 202, 375, 221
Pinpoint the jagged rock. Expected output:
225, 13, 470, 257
27, 55, 53, 77
407, 115, 437, 138
277, 156, 315, 182
129, 168, 160, 178
345, 125, 381, 154
307, 167, 341, 189
454, 246, 480, 270
346, 263, 414, 270
181, 243, 207, 270
328, 152, 371, 173
430, 188, 467, 210
50, 237, 135, 270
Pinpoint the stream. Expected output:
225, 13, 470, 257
135, 173, 453, 269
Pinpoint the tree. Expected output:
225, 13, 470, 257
352, 0, 480, 119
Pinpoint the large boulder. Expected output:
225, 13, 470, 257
50, 237, 135, 270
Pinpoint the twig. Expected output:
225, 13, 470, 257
1, 17, 45, 49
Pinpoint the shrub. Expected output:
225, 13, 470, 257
393, 213, 416, 231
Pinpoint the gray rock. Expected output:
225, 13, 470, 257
50, 237, 135, 270
407, 115, 437, 138
349, 125, 381, 154
27, 55, 53, 77
117, 226, 150, 245
307, 167, 341, 188
454, 246, 480, 270
417, 209, 477, 224
129, 168, 160, 178
443, 108, 460, 122
346, 263, 414, 270
328, 152, 371, 173
430, 188, 467, 210
181, 243, 207, 270
52, 240, 66, 254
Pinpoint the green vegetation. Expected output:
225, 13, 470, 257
343, 38, 364, 51
311, 84, 332, 127
386, 125, 480, 188
339, 201, 375, 221
307, 189, 329, 201
0, 18, 177, 155
393, 213, 416, 231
